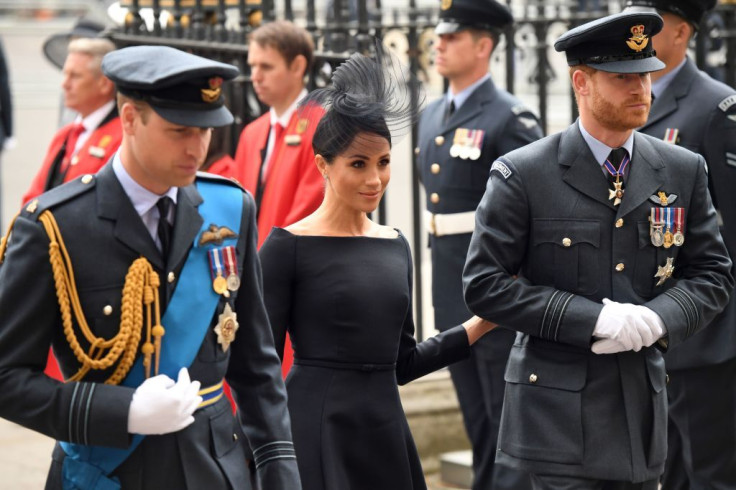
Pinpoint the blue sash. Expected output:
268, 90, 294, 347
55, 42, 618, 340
60, 180, 243, 490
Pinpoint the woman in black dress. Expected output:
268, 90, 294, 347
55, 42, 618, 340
259, 47, 496, 490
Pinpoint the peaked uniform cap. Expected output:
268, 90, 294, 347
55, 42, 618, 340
102, 45, 240, 127
435, 0, 513, 35
554, 11, 666, 73
624, 0, 717, 29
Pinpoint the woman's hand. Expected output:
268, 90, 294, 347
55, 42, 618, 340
462, 315, 498, 345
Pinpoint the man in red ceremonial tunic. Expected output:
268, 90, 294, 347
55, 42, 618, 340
211, 21, 324, 249
23, 37, 120, 204
209, 21, 324, 378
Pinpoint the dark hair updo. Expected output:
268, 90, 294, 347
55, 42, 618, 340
299, 41, 419, 163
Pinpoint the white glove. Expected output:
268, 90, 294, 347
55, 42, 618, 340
591, 338, 628, 354
127, 367, 202, 435
592, 299, 666, 353
3, 136, 16, 151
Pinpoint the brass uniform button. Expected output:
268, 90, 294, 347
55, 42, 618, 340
71, 155, 79, 166
615, 263, 625, 272
615, 218, 624, 228
562, 238, 572, 247
529, 373, 538, 383
431, 163, 441, 174
414, 147, 420, 155
167, 272, 176, 283
103, 305, 113, 316
666, 374, 670, 384
430, 193, 440, 204
434, 136, 445, 146
233, 433, 239, 441
81, 174, 93, 184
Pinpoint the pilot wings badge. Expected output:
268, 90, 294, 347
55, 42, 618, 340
199, 224, 238, 246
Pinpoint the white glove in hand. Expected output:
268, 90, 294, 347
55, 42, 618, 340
127, 367, 202, 435
3, 136, 16, 151
591, 338, 628, 355
592, 299, 666, 354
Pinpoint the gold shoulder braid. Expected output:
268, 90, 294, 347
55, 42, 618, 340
36, 210, 164, 384
0, 212, 19, 264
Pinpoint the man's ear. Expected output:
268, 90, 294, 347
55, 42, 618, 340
99, 76, 115, 99
120, 102, 137, 135
477, 36, 494, 59
290, 54, 307, 79
572, 68, 592, 97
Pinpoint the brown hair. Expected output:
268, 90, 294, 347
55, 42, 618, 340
249, 20, 314, 77
116, 93, 151, 124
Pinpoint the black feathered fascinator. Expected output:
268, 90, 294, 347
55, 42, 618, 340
299, 41, 423, 162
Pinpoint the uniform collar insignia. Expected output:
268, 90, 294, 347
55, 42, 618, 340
199, 224, 238, 246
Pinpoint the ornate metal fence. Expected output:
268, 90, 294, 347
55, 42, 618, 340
112, 0, 736, 338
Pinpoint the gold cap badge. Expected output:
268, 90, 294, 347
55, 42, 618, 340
626, 25, 648, 53
201, 77, 223, 103
441, 0, 452, 10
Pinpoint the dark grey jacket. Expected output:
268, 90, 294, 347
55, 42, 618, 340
417, 77, 542, 329
639, 57, 736, 369
463, 123, 733, 481
0, 164, 301, 489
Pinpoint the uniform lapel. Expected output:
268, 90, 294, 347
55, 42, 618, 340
96, 164, 164, 269
422, 100, 446, 142
617, 133, 665, 218
559, 124, 616, 209
167, 184, 203, 272
443, 78, 495, 132
641, 58, 698, 131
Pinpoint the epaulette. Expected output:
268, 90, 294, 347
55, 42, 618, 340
718, 94, 736, 114
21, 174, 97, 221
196, 171, 245, 192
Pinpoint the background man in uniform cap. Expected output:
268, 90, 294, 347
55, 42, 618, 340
623, 0, 736, 487
23, 37, 120, 205
0, 45, 301, 490
416, 0, 541, 488
463, 11, 732, 489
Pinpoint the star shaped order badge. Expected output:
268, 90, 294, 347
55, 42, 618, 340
654, 257, 675, 286
215, 303, 239, 352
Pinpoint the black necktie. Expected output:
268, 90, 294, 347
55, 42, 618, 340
444, 100, 455, 123
156, 197, 174, 259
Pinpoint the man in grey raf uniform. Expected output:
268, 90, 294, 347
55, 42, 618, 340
624, 0, 736, 487
417, 1, 541, 488
0, 46, 301, 490
463, 11, 733, 490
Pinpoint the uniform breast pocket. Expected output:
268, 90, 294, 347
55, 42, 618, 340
78, 285, 124, 341
444, 156, 490, 190
634, 221, 675, 298
531, 219, 600, 295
